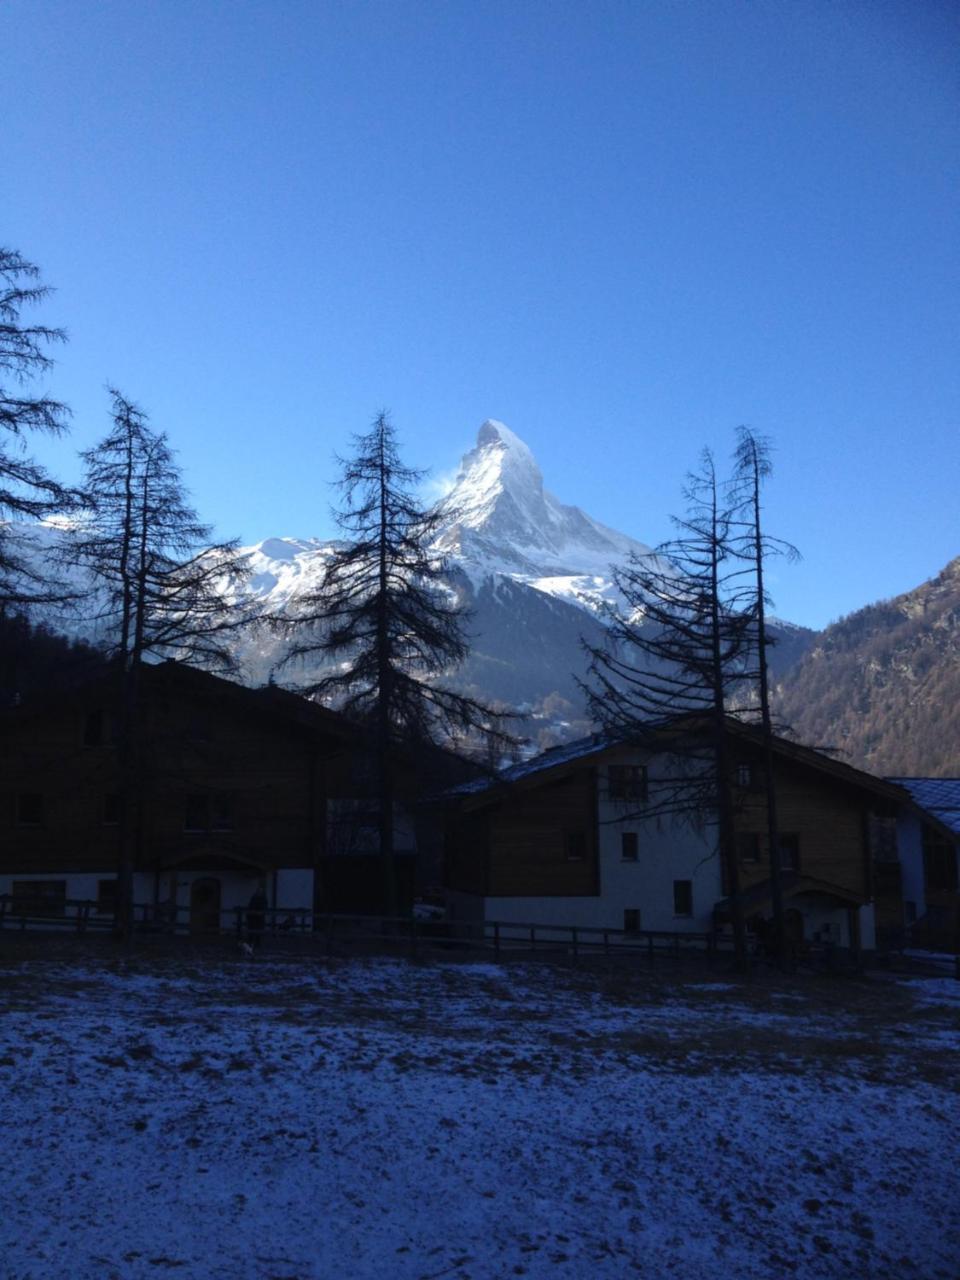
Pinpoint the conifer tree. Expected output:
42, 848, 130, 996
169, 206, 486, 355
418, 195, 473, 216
582, 450, 754, 963
282, 411, 515, 913
732, 427, 800, 964
0, 247, 74, 610
63, 388, 256, 935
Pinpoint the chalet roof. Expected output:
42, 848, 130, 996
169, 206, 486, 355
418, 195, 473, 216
451, 718, 909, 810
886, 777, 960, 838
0, 658, 479, 785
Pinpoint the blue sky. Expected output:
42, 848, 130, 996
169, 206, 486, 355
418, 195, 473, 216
5, 0, 957, 629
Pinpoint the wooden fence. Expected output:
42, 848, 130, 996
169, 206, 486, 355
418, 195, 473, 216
0, 895, 733, 962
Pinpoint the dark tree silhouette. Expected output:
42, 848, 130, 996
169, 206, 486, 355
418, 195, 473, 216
282, 411, 516, 913
61, 388, 257, 935
582, 450, 754, 964
66, 389, 256, 672
0, 247, 74, 610
732, 427, 800, 964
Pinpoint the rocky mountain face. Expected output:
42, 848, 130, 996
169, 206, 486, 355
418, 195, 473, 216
773, 557, 960, 776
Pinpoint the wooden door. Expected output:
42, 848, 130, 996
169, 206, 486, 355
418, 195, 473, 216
189, 877, 221, 934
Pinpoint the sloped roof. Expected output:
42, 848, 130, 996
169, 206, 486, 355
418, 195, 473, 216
451, 718, 909, 809
887, 777, 960, 837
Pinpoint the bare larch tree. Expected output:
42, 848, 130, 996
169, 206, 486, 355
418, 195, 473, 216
281, 411, 516, 914
62, 388, 257, 935
582, 449, 755, 965
0, 247, 74, 611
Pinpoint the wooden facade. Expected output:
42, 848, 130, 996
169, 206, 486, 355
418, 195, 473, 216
1, 661, 471, 922
445, 723, 911, 944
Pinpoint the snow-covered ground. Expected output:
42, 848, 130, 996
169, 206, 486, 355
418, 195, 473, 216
1, 949, 957, 1280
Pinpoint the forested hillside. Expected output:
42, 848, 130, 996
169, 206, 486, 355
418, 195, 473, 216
775, 557, 960, 776
0, 612, 108, 707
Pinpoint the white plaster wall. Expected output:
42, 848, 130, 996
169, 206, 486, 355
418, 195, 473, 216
785, 895, 873, 948
897, 815, 926, 916
275, 868, 314, 909
859, 903, 876, 951
596, 753, 723, 933
482, 753, 723, 934
0, 872, 111, 902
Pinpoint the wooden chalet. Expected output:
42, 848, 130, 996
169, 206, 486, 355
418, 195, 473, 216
444, 721, 915, 951
0, 660, 472, 930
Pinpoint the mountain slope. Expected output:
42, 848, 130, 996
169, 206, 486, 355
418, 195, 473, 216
774, 556, 960, 775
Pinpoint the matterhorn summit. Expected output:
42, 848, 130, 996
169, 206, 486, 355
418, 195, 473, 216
432, 419, 652, 586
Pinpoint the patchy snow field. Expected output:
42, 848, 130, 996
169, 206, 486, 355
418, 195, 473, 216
1, 946, 957, 1280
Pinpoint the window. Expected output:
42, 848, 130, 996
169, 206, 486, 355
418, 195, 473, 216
673, 879, 693, 917
102, 794, 121, 826
185, 794, 234, 832
211, 796, 234, 831
184, 794, 209, 831
608, 765, 648, 802
923, 827, 958, 893
83, 709, 104, 747
187, 715, 213, 742
738, 833, 761, 864
96, 880, 118, 914
735, 762, 755, 789
564, 829, 586, 862
11, 880, 66, 917
777, 834, 800, 872
16, 792, 44, 826
623, 908, 641, 934
621, 832, 639, 862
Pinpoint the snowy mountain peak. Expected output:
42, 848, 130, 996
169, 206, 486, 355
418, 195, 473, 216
433, 420, 653, 586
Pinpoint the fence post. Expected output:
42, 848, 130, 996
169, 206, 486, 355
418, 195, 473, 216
493, 921, 500, 959
410, 915, 419, 959
571, 926, 579, 962
603, 929, 609, 957
648, 933, 654, 966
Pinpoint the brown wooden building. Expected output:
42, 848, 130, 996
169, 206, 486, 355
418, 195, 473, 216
1, 661, 469, 929
445, 722, 914, 950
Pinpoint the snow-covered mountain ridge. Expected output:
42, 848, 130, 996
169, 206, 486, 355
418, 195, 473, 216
242, 420, 654, 629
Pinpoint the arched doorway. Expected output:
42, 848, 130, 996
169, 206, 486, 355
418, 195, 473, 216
189, 877, 222, 934
784, 908, 804, 944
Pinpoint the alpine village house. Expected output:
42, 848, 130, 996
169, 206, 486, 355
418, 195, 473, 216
2, 663, 957, 952
0, 661, 470, 931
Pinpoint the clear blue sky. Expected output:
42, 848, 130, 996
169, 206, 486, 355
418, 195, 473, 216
5, 0, 957, 629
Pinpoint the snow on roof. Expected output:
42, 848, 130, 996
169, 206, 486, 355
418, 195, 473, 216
451, 732, 615, 795
887, 777, 960, 836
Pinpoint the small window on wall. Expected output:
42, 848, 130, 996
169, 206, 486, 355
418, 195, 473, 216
923, 826, 958, 892
778, 834, 800, 872
16, 793, 44, 826
623, 908, 641, 934
609, 765, 648, 802
621, 832, 639, 862
565, 830, 586, 862
96, 880, 118, 914
738, 834, 761, 864
211, 796, 234, 831
735, 762, 763, 790
673, 879, 693, 917
12, 880, 66, 916
184, 794, 209, 831
83, 709, 105, 747
102, 794, 122, 826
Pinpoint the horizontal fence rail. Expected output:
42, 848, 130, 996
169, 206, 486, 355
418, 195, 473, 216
0, 895, 749, 962
1, 897, 916, 972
